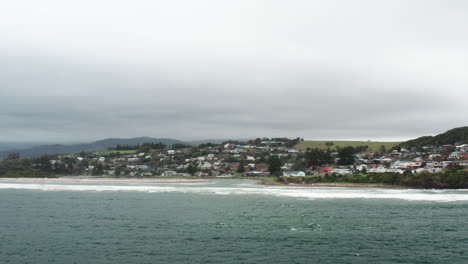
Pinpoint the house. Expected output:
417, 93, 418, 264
390, 161, 412, 169
137, 164, 149, 170
456, 144, 468, 152
368, 167, 404, 174
448, 151, 462, 160
414, 167, 443, 173
195, 171, 210, 177
356, 164, 368, 172
331, 168, 353, 175
245, 171, 270, 177
283, 171, 306, 177
255, 163, 269, 172
201, 162, 212, 169
161, 170, 178, 177
224, 143, 235, 150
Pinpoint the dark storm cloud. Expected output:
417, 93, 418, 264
1, 0, 468, 141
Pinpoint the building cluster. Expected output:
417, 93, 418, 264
49, 141, 468, 177
350, 143, 468, 175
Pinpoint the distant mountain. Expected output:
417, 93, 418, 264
0, 137, 185, 159
186, 138, 251, 145
0, 142, 49, 152
186, 139, 228, 145
400, 126, 468, 148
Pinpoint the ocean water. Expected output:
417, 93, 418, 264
1, 179, 467, 264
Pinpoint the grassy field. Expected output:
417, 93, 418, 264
294, 140, 401, 153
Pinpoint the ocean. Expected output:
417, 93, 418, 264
1, 179, 467, 263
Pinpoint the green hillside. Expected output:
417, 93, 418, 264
294, 140, 401, 153
400, 126, 468, 148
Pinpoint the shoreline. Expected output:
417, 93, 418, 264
0, 177, 212, 184
259, 181, 407, 189
0, 176, 409, 189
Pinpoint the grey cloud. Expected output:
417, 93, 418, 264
1, 53, 464, 142
1, 1, 468, 142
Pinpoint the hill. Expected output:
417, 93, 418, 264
294, 140, 401, 152
400, 126, 468, 148
0, 137, 185, 159
0, 142, 49, 152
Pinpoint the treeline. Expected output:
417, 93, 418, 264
109, 142, 194, 151
277, 168, 468, 189
0, 154, 55, 178
298, 146, 369, 168
0, 153, 110, 177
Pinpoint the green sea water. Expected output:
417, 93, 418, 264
1, 179, 467, 263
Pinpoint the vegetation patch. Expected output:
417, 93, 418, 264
294, 141, 401, 153
275, 168, 468, 189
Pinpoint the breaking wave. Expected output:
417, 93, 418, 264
1, 181, 468, 202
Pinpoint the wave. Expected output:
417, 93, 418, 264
0, 183, 467, 202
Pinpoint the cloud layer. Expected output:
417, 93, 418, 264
1, 0, 467, 142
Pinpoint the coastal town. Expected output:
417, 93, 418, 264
35, 138, 468, 179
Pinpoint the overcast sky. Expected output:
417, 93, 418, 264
1, 0, 467, 142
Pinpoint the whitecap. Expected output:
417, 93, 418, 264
1, 182, 468, 202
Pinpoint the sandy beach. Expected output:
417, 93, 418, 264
0, 177, 213, 184
0, 177, 408, 189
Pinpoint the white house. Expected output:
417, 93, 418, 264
283, 171, 306, 177
356, 164, 368, 172
161, 170, 178, 177
331, 168, 353, 175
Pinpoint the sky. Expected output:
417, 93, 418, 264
1, 0, 467, 143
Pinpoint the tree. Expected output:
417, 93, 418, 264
91, 163, 104, 176
173, 143, 192, 149
268, 155, 282, 176
34, 155, 53, 172
187, 163, 198, 175
305, 148, 332, 167
237, 160, 245, 173
338, 146, 355, 165
380, 145, 387, 153
254, 138, 262, 146
53, 162, 68, 174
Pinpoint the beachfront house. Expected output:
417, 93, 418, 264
283, 171, 306, 177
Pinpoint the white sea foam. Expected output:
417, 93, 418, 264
1, 182, 468, 202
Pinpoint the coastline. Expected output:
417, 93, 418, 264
259, 180, 406, 189
0, 177, 212, 184
0, 176, 407, 189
